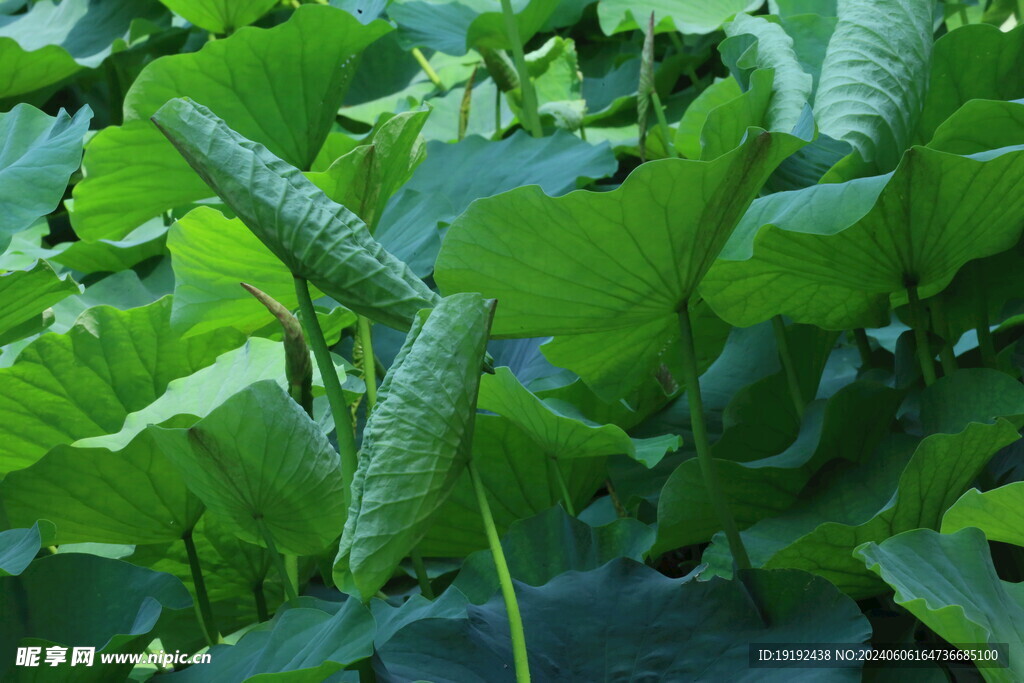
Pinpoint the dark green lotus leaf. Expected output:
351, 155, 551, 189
0, 261, 79, 344
307, 109, 429, 231
333, 293, 493, 599
814, 0, 933, 172
160, 600, 375, 682
152, 98, 439, 331
157, 0, 278, 34
856, 528, 1024, 681
0, 298, 243, 474
918, 369, 1024, 436
942, 482, 1024, 547
479, 366, 681, 467
656, 379, 901, 554
452, 506, 654, 602
389, 0, 557, 56
0, 521, 55, 577
0, 553, 192, 681
703, 144, 1024, 330
597, 0, 764, 35
377, 129, 616, 276
0, 0, 166, 99
150, 381, 347, 556
916, 24, 1024, 143
0, 104, 91, 249
705, 419, 1019, 597
378, 559, 870, 681
2, 430, 202, 545
417, 414, 607, 557
71, 5, 390, 241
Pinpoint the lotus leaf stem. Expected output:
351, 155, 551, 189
183, 532, 219, 646
906, 285, 937, 386
499, 0, 542, 138
771, 315, 805, 419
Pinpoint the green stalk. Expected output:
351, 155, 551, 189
929, 297, 958, 377
357, 316, 378, 411
257, 518, 298, 603
678, 304, 751, 571
650, 90, 677, 158
294, 277, 357, 506
853, 328, 873, 369
411, 47, 444, 90
253, 581, 269, 622
771, 316, 804, 419
906, 285, 937, 387
499, 0, 542, 137
182, 532, 219, 646
411, 551, 435, 599
548, 457, 576, 516
470, 461, 531, 683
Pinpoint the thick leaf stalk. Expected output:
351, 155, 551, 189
906, 285, 937, 386
356, 316, 378, 410
499, 0, 542, 137
771, 316, 805, 418
183, 532, 219, 646
678, 305, 752, 571
470, 461, 531, 683
295, 276, 358, 505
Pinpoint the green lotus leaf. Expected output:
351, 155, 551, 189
705, 419, 1019, 598
166, 208, 356, 338
71, 5, 391, 241
452, 506, 654, 603
388, 0, 557, 56
379, 129, 615, 275
814, 0, 934, 171
437, 129, 802, 398
163, 601, 375, 682
656, 379, 902, 554
918, 368, 1024, 436
417, 414, 607, 557
152, 97, 439, 331
856, 528, 1024, 682
0, 298, 243, 474
702, 144, 1024, 330
157, 0, 278, 34
916, 23, 1024, 142
334, 293, 493, 599
0, 521, 55, 577
597, 0, 764, 36
674, 77, 742, 159
479, 366, 680, 468
0, 0, 165, 99
0, 104, 91, 249
942, 482, 1024, 547
2, 430, 203, 545
925, 98, 1024, 155
0, 261, 79, 343
379, 560, 870, 681
150, 381, 347, 556
723, 13, 811, 133
0, 553, 192, 681
307, 109, 429, 231
77, 338, 330, 452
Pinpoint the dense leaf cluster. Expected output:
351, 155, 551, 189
2, 0, 1024, 681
